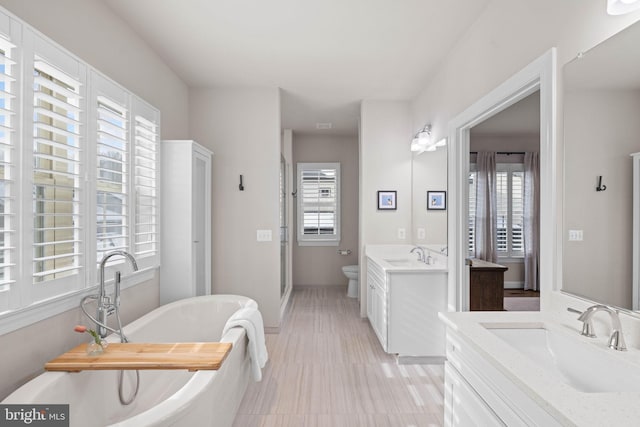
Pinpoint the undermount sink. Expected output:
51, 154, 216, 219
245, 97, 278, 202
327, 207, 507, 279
484, 323, 640, 393
384, 258, 415, 267
383, 258, 431, 268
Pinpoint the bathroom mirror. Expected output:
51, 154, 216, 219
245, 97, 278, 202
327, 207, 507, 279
412, 145, 447, 248
562, 21, 640, 310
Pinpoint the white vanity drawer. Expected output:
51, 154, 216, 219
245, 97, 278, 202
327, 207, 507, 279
446, 330, 562, 427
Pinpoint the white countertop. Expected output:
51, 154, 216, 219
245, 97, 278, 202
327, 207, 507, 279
365, 244, 447, 273
439, 310, 640, 426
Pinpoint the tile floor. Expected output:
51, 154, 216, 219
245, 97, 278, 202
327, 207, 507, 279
233, 286, 445, 427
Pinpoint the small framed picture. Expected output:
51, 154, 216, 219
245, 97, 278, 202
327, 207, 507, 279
427, 191, 446, 210
377, 191, 397, 210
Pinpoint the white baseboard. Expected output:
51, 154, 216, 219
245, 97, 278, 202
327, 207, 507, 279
396, 355, 446, 365
504, 281, 524, 289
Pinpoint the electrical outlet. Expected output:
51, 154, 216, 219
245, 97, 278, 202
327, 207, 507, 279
417, 228, 426, 240
256, 229, 272, 242
397, 228, 406, 240
568, 230, 583, 241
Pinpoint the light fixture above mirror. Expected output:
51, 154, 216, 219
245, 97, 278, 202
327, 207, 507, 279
410, 124, 447, 153
607, 0, 640, 15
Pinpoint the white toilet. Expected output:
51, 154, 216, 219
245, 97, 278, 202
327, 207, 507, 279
342, 265, 359, 298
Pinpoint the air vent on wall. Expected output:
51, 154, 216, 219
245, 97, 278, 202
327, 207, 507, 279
316, 122, 332, 130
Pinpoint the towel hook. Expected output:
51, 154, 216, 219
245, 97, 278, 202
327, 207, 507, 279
596, 175, 606, 192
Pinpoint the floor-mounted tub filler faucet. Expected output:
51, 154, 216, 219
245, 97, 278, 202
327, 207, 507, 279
575, 304, 627, 351
96, 250, 139, 338
80, 250, 140, 405
81, 250, 139, 340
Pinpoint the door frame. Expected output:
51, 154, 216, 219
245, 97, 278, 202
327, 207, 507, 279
447, 49, 557, 311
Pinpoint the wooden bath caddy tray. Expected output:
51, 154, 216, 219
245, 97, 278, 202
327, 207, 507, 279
44, 342, 232, 372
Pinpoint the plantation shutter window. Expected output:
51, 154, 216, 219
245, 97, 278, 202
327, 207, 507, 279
132, 97, 160, 266
469, 162, 524, 259
0, 15, 162, 333
468, 169, 477, 255
0, 35, 16, 313
32, 57, 84, 287
95, 86, 129, 262
297, 162, 340, 246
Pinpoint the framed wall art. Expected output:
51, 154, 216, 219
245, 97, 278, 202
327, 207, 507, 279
377, 191, 397, 210
427, 191, 446, 210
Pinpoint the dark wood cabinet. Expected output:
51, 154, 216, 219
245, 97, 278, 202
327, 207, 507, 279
469, 259, 508, 311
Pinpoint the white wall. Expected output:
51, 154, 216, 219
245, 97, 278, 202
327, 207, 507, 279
292, 134, 359, 286
563, 89, 640, 308
359, 100, 412, 314
408, 0, 640, 299
0, 0, 189, 400
0, 0, 189, 139
189, 87, 282, 329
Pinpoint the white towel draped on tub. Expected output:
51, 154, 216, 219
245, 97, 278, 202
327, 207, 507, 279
222, 306, 268, 381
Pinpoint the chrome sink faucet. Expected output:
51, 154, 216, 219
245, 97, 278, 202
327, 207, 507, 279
96, 251, 139, 338
410, 246, 426, 263
576, 305, 627, 351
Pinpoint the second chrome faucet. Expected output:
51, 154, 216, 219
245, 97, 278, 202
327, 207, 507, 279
575, 304, 627, 351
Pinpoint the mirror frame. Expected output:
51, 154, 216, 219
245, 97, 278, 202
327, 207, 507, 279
446, 49, 557, 311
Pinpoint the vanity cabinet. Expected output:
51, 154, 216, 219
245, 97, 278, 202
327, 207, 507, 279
160, 140, 213, 304
366, 259, 388, 350
366, 257, 447, 358
444, 328, 562, 427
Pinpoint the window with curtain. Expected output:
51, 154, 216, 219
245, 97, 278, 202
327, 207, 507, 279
469, 163, 524, 259
297, 162, 340, 246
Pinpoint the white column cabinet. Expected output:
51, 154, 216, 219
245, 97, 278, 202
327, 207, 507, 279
160, 140, 213, 304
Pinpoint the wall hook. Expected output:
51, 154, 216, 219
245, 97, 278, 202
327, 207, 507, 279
291, 190, 297, 198
596, 175, 606, 192
239, 175, 245, 191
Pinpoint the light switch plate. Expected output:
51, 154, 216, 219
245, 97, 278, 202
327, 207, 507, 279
417, 228, 426, 239
398, 228, 406, 240
257, 229, 272, 242
568, 230, 583, 241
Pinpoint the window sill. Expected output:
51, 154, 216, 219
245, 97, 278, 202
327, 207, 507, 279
297, 240, 340, 247
0, 267, 157, 336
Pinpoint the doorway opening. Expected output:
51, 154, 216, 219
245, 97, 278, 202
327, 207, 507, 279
468, 91, 541, 312
447, 49, 557, 312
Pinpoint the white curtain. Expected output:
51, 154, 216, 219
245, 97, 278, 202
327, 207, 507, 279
523, 152, 540, 291
474, 152, 497, 263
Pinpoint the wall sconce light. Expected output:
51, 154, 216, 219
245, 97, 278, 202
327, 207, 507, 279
607, 0, 640, 15
410, 124, 432, 152
410, 124, 447, 153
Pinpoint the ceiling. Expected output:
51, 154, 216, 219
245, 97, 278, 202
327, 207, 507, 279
103, 0, 490, 136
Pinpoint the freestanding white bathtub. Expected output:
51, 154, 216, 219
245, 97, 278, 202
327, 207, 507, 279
3, 294, 255, 427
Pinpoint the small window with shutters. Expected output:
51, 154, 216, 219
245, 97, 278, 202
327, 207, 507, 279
296, 162, 340, 246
